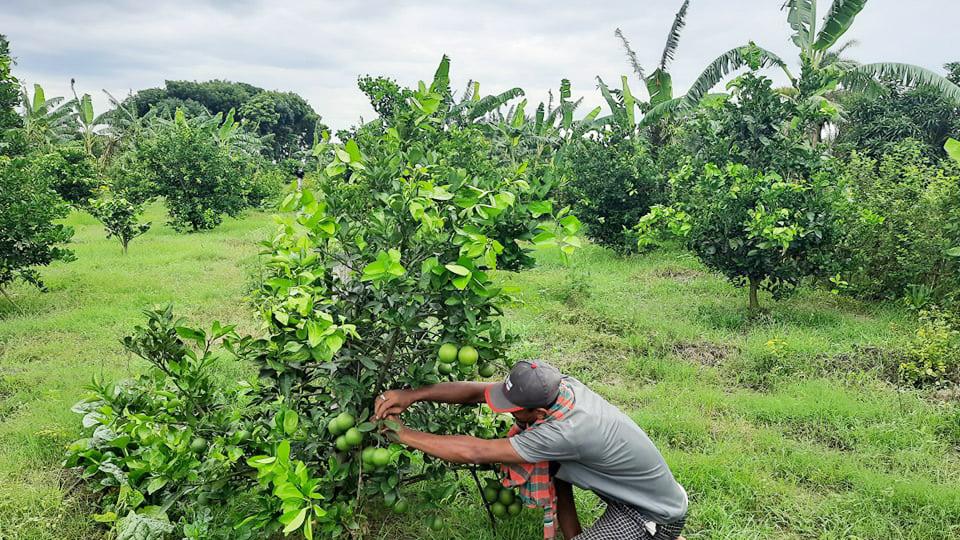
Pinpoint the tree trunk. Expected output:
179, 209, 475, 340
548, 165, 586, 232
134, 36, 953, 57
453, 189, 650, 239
748, 277, 760, 312
122, 240, 129, 255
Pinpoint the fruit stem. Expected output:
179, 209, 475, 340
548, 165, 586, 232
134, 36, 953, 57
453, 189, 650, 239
469, 467, 497, 531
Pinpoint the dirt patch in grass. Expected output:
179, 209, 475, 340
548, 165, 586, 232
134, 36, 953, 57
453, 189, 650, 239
673, 341, 735, 367
823, 345, 905, 383
652, 266, 705, 283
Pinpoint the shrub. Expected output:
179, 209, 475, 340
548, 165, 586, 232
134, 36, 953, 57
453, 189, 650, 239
88, 189, 152, 254
66, 56, 579, 538
833, 140, 960, 302
900, 308, 960, 387
0, 155, 75, 304
31, 142, 99, 205
136, 110, 255, 231
563, 131, 661, 252
638, 162, 839, 310
244, 166, 289, 209
64, 307, 251, 538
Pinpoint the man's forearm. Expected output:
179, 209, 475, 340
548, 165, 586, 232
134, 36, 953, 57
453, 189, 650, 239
396, 428, 526, 464
409, 382, 490, 406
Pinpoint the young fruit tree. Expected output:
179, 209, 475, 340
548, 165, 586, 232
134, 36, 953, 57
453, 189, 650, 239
135, 109, 259, 232
637, 161, 838, 311
88, 189, 152, 254
0, 155, 75, 309
65, 56, 579, 539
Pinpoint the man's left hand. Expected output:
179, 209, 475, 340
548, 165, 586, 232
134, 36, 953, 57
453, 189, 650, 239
380, 415, 405, 442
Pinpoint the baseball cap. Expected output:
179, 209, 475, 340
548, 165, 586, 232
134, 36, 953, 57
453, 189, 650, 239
484, 360, 562, 413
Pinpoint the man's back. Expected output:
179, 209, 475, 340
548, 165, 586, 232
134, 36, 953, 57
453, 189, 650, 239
509, 377, 688, 523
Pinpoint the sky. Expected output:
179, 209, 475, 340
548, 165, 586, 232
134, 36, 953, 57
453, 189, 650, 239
2, 0, 957, 130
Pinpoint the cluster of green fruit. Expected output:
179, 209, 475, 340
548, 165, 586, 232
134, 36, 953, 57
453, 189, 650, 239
327, 412, 392, 470
436, 343, 496, 378
482, 478, 523, 519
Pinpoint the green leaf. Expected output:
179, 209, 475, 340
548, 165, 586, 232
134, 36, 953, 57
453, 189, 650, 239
274, 483, 303, 501
283, 411, 299, 435
174, 326, 205, 344
946, 138, 960, 164
645, 69, 673, 107
444, 264, 470, 276
844, 63, 960, 105
946, 247, 960, 257
785, 0, 817, 51
452, 275, 470, 290
813, 0, 868, 51
528, 200, 553, 217
344, 139, 362, 162
146, 477, 167, 495
306, 321, 323, 348
282, 508, 308, 534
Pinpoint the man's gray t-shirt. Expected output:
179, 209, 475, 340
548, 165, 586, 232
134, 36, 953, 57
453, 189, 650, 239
508, 377, 688, 524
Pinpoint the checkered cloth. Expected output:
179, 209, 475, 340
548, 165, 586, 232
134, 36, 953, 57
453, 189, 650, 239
499, 380, 576, 540
574, 496, 686, 540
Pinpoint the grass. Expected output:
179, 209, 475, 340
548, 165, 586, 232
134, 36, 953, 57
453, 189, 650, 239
2, 208, 958, 539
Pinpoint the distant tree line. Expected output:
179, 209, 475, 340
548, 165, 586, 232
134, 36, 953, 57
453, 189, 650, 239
119, 79, 328, 160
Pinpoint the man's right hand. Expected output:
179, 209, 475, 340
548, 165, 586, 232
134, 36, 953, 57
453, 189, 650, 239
374, 389, 417, 420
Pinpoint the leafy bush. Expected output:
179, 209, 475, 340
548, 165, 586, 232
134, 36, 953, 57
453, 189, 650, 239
833, 140, 960, 301
88, 190, 152, 254
244, 166, 289, 209
67, 57, 579, 538
64, 307, 255, 538
136, 110, 256, 231
638, 162, 839, 310
0, 155, 75, 303
31, 142, 99, 205
563, 131, 661, 252
900, 308, 960, 387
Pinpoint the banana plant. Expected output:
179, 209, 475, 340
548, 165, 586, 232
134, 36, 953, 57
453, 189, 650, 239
17, 83, 74, 149
70, 79, 98, 156
683, 0, 960, 142
614, 0, 693, 128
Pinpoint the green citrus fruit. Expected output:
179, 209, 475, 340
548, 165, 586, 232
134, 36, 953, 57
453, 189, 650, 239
438, 362, 454, 375
335, 412, 355, 432
393, 498, 409, 514
478, 363, 496, 378
430, 515, 444, 531
438, 343, 458, 363
507, 501, 522, 516
490, 502, 507, 517
328, 418, 343, 436
189, 437, 207, 453
457, 345, 479, 366
361, 447, 376, 465
344, 427, 363, 447
371, 448, 391, 467
483, 486, 499, 503
335, 435, 351, 452
498, 488, 515, 505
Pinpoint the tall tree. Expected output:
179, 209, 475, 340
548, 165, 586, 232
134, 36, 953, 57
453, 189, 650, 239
0, 34, 20, 152
682, 0, 960, 138
120, 80, 324, 159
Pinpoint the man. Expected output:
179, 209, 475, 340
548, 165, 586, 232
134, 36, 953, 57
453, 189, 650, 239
374, 360, 688, 540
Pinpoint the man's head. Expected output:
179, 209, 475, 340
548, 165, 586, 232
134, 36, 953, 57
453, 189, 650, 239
484, 360, 562, 423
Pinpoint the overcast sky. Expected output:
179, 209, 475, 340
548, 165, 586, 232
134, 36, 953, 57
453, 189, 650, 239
2, 0, 956, 130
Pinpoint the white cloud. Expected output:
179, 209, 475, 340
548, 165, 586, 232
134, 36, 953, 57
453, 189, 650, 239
2, 0, 956, 129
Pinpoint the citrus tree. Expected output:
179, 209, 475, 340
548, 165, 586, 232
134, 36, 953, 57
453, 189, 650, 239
135, 109, 261, 231
0, 155, 75, 308
88, 188, 152, 254
65, 57, 579, 539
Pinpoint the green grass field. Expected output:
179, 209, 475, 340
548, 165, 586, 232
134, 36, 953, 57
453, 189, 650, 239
1, 205, 958, 539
